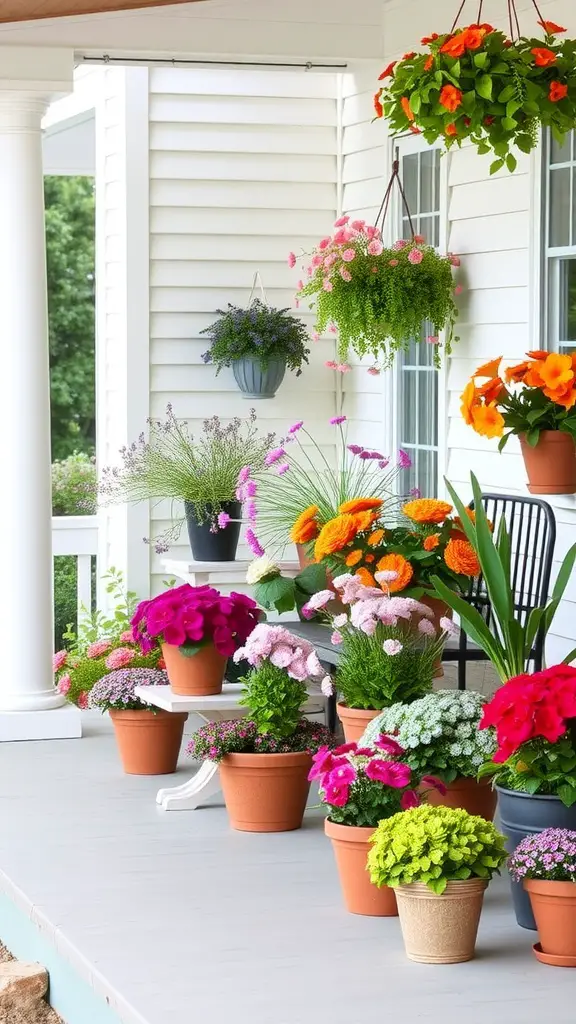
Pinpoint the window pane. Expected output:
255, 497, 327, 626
400, 370, 417, 444
419, 372, 438, 447
560, 260, 576, 343
419, 150, 437, 213
418, 215, 436, 246
402, 154, 418, 216
549, 167, 571, 247
551, 131, 572, 166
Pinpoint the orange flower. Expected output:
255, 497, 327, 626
444, 537, 480, 576
378, 61, 397, 80
532, 47, 557, 67
474, 357, 502, 379
538, 20, 566, 35
550, 81, 569, 103
290, 504, 320, 544
462, 27, 485, 50
402, 498, 453, 524
339, 497, 383, 514
524, 362, 546, 387
403, 51, 416, 60
376, 553, 413, 592
374, 92, 384, 118
314, 514, 358, 561
368, 528, 385, 547
461, 380, 480, 426
440, 33, 467, 58
526, 350, 549, 360
423, 534, 440, 551
421, 33, 439, 45
477, 377, 506, 405
505, 361, 531, 383
446, 123, 458, 137
471, 403, 505, 439
353, 511, 379, 533
538, 353, 574, 392
365, 553, 375, 564
424, 55, 434, 71
440, 84, 463, 113
355, 567, 376, 587
401, 96, 415, 121
345, 549, 363, 567
546, 383, 576, 410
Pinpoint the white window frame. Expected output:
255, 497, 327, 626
543, 130, 576, 354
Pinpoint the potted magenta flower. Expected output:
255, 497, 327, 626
89, 667, 187, 776
131, 584, 260, 697
509, 828, 576, 967
187, 624, 333, 832
311, 735, 444, 917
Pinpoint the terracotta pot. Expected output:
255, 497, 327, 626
109, 709, 188, 775
525, 879, 576, 966
394, 879, 487, 963
325, 819, 398, 916
297, 543, 314, 570
162, 642, 226, 696
219, 751, 312, 832
424, 776, 497, 820
520, 431, 576, 495
336, 703, 380, 743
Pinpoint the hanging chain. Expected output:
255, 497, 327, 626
374, 156, 416, 240
450, 0, 548, 37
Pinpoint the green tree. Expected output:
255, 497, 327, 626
45, 176, 95, 460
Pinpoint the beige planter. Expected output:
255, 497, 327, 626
394, 879, 487, 963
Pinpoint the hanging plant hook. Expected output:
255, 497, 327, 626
374, 154, 416, 241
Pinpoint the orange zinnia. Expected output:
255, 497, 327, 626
368, 528, 385, 547
376, 553, 413, 592
444, 537, 480, 576
461, 380, 480, 426
353, 511, 379, 533
355, 567, 376, 587
339, 497, 383, 514
532, 47, 557, 67
474, 357, 502, 379
440, 33, 467, 58
402, 498, 453, 524
471, 403, 505, 439
440, 85, 463, 112
423, 533, 440, 551
401, 96, 415, 122
314, 514, 358, 561
538, 353, 574, 391
345, 549, 363, 567
290, 504, 320, 544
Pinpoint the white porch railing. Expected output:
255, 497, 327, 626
52, 515, 99, 624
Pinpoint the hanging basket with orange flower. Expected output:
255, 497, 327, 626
461, 352, 576, 494
374, 4, 576, 172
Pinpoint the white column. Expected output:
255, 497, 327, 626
0, 89, 80, 739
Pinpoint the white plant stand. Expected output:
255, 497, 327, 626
162, 557, 299, 589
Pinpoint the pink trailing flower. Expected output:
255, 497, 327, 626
325, 360, 338, 369
318, 236, 331, 250
393, 239, 408, 250
388, 259, 399, 267
427, 335, 439, 345
341, 248, 356, 263
105, 647, 137, 670
337, 363, 351, 373
366, 225, 380, 240
368, 366, 380, 376
328, 324, 338, 333
449, 254, 461, 267
367, 239, 384, 256
312, 331, 320, 342
120, 630, 134, 643
330, 415, 347, 425
297, 279, 304, 291
323, 279, 333, 292
397, 448, 412, 469
331, 630, 343, 645
408, 248, 424, 265
57, 673, 72, 695
350, 219, 366, 231
311, 253, 323, 268
413, 234, 426, 244
217, 511, 231, 529
334, 215, 350, 227
324, 252, 338, 267
86, 639, 112, 659
288, 252, 296, 268
378, 459, 389, 469
53, 650, 68, 673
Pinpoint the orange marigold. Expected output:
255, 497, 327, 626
339, 497, 383, 514
376, 553, 414, 592
423, 533, 440, 551
314, 514, 358, 561
368, 528, 385, 547
355, 567, 376, 587
353, 510, 379, 533
345, 549, 363, 567
290, 504, 320, 544
402, 498, 453, 524
444, 537, 480, 576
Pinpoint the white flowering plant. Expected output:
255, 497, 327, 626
362, 690, 497, 783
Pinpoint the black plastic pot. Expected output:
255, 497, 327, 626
497, 785, 576, 930
185, 501, 241, 562
232, 356, 286, 399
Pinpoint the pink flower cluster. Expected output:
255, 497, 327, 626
309, 735, 419, 810
234, 623, 330, 685
131, 584, 260, 658
322, 574, 439, 639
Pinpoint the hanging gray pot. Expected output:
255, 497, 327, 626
232, 356, 286, 399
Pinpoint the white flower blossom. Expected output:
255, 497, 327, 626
246, 555, 280, 585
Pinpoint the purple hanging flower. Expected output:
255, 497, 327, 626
347, 444, 363, 456
246, 529, 265, 558
277, 463, 290, 475
330, 416, 347, 426
288, 421, 304, 433
409, 487, 421, 498
217, 511, 231, 529
397, 449, 412, 469
264, 447, 286, 467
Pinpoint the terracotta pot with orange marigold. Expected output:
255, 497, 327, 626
375, 20, 576, 170
461, 353, 576, 494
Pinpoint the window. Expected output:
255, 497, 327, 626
395, 139, 442, 496
545, 131, 576, 354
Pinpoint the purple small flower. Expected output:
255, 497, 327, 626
238, 466, 251, 485
264, 447, 286, 467
409, 487, 421, 498
397, 449, 412, 469
247, 500, 257, 523
359, 451, 372, 460
378, 459, 389, 469
288, 421, 304, 433
217, 511, 231, 529
347, 444, 363, 456
277, 463, 290, 476
245, 480, 257, 497
246, 528, 265, 558
330, 415, 347, 426
368, 450, 384, 460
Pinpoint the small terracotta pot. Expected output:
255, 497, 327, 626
520, 431, 576, 495
219, 751, 312, 832
336, 703, 380, 743
109, 709, 188, 775
525, 879, 576, 966
162, 642, 227, 696
394, 879, 487, 963
296, 543, 314, 570
325, 819, 398, 916
424, 777, 497, 821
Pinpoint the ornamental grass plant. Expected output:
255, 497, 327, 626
200, 300, 310, 375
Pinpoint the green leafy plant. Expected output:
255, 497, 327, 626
368, 804, 508, 895
376, 21, 576, 170
248, 557, 329, 616
335, 625, 437, 711
480, 735, 576, 807
430, 472, 576, 681
200, 300, 310, 374
61, 568, 138, 650
240, 662, 306, 738
52, 452, 97, 516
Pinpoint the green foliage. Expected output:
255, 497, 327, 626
51, 452, 97, 515
200, 300, 310, 374
253, 562, 329, 616
240, 662, 307, 739
336, 624, 436, 711
497, 384, 576, 451
62, 568, 138, 651
479, 734, 576, 807
431, 473, 576, 681
53, 555, 82, 650
45, 176, 95, 459
367, 805, 508, 894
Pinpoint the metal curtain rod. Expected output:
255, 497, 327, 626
80, 55, 348, 70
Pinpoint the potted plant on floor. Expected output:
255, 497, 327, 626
509, 828, 576, 967
130, 584, 260, 697
362, 690, 498, 819
100, 406, 274, 560
187, 624, 333, 832
303, 572, 450, 741
200, 299, 310, 400
461, 353, 576, 494
89, 667, 188, 775
311, 735, 444, 916
368, 805, 507, 963
478, 664, 576, 930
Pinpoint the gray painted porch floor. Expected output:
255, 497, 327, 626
0, 713, 573, 1024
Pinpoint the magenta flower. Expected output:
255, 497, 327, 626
247, 500, 257, 523
378, 459, 389, 469
408, 248, 424, 265
288, 252, 296, 268
397, 448, 412, 469
264, 447, 286, 467
328, 762, 357, 786
374, 735, 405, 757
401, 790, 420, 811
333, 742, 358, 755
77, 691, 89, 710
340, 266, 352, 282
217, 511, 231, 529
309, 746, 339, 781
288, 421, 303, 433
330, 415, 347, 425
366, 759, 411, 788
53, 650, 67, 673
347, 444, 363, 455
324, 782, 350, 807
277, 463, 290, 475
246, 528, 265, 557
238, 465, 252, 485
422, 775, 447, 796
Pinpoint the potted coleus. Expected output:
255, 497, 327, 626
304, 572, 450, 741
362, 690, 497, 820
375, 20, 576, 171
187, 624, 332, 832
478, 664, 576, 930
291, 218, 459, 368
509, 828, 576, 967
461, 353, 576, 494
200, 299, 310, 399
130, 584, 260, 697
368, 805, 507, 963
311, 735, 444, 916
89, 667, 187, 775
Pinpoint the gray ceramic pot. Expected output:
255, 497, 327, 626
232, 356, 286, 399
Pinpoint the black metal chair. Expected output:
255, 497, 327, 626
441, 493, 556, 689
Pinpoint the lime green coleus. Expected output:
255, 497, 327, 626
367, 804, 508, 895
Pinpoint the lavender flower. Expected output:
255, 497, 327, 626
509, 829, 576, 883
330, 416, 347, 426
89, 668, 168, 713
397, 449, 412, 469
289, 421, 304, 433
246, 528, 265, 557
264, 447, 286, 467
277, 463, 290, 476
217, 511, 231, 529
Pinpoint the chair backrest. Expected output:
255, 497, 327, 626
468, 493, 556, 628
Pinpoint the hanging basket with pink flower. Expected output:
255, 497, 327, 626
374, 3, 576, 172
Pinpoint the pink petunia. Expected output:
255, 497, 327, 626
324, 782, 350, 807
408, 248, 424, 265
337, 363, 351, 373
350, 219, 366, 231
401, 790, 420, 810
325, 360, 338, 369
368, 366, 381, 376
288, 252, 297, 268
318, 237, 332, 250
53, 650, 68, 673
366, 225, 381, 240
327, 762, 357, 786
374, 735, 405, 756
106, 647, 136, 670
392, 239, 408, 251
